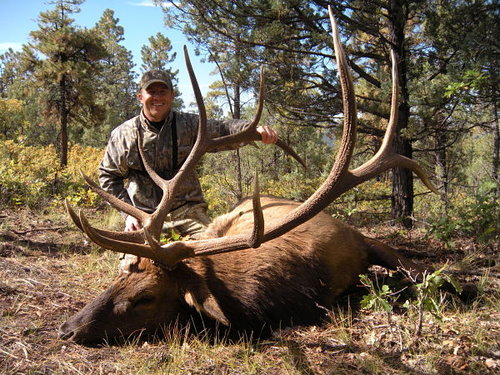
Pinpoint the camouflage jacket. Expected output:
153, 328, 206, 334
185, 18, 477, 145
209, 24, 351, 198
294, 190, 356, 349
98, 110, 249, 214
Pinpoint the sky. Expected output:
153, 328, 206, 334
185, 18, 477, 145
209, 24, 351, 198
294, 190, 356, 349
0, 0, 216, 105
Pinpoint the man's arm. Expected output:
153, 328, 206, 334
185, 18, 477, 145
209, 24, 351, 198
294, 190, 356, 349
98, 149, 132, 206
205, 118, 278, 151
98, 132, 141, 231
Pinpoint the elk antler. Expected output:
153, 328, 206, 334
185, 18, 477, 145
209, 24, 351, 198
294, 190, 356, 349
147, 7, 438, 263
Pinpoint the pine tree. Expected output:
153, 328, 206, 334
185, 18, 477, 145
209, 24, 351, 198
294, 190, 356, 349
27, 0, 107, 166
85, 8, 138, 146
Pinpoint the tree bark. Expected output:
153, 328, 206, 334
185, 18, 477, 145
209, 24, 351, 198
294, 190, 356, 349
434, 114, 450, 213
388, 0, 414, 228
493, 99, 499, 198
391, 135, 414, 228
59, 75, 68, 167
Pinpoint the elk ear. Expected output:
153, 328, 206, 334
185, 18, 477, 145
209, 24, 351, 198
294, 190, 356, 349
119, 254, 142, 274
183, 288, 229, 326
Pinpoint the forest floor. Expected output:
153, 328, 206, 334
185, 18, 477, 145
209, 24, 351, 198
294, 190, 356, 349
0, 205, 498, 374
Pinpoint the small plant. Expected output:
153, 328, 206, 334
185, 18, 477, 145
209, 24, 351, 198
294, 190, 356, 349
0, 140, 103, 208
403, 266, 462, 336
359, 273, 399, 314
360, 266, 463, 342
359, 273, 406, 349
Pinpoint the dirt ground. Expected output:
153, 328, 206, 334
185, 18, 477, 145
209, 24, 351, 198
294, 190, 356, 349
0, 206, 498, 374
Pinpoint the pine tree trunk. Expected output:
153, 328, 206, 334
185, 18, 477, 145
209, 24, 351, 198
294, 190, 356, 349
388, 0, 414, 228
391, 135, 414, 228
434, 120, 450, 212
59, 76, 68, 167
493, 100, 499, 198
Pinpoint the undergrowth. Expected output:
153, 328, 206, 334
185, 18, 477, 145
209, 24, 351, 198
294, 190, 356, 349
2, 140, 498, 252
0, 140, 103, 208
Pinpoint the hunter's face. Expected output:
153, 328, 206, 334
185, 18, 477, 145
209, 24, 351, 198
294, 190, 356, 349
138, 82, 175, 122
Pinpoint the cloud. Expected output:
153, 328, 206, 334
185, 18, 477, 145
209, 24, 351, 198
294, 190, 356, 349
0, 42, 23, 53
128, 0, 154, 6
128, 0, 177, 7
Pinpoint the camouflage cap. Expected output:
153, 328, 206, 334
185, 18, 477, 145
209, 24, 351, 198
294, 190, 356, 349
140, 70, 173, 90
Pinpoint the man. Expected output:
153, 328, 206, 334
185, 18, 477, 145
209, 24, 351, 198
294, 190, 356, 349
99, 69, 277, 238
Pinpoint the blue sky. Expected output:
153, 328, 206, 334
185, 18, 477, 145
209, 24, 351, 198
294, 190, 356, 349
0, 0, 216, 105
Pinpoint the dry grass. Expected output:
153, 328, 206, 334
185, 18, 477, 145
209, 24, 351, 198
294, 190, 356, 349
0, 205, 498, 374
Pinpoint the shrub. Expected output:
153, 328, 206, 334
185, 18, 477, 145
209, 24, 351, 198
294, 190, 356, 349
427, 182, 499, 246
0, 140, 103, 208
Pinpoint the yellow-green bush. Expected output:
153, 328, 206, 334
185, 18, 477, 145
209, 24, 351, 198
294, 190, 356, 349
200, 169, 393, 222
0, 140, 103, 208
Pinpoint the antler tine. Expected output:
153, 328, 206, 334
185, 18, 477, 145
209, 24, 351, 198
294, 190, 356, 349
258, 5, 359, 239
136, 129, 174, 238
172, 46, 209, 180
344, 49, 439, 194
275, 140, 307, 169
74, 200, 194, 267
66, 171, 152, 247
248, 172, 265, 248
381, 49, 400, 151
207, 66, 265, 150
137, 130, 169, 191
78, 209, 158, 258
205, 64, 307, 168
263, 7, 437, 236
80, 171, 150, 223
184, 45, 207, 132
65, 200, 145, 243
134, 46, 211, 239
249, 66, 266, 128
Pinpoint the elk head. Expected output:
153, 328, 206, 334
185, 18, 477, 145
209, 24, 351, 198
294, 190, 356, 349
58, 257, 183, 344
59, 7, 438, 345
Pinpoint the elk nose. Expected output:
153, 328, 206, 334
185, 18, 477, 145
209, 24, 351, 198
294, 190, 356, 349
58, 322, 74, 340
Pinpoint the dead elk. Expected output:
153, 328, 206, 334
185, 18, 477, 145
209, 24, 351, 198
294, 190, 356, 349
60, 9, 443, 345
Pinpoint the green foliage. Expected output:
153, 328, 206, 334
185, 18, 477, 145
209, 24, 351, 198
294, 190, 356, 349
21, 0, 108, 166
200, 170, 324, 218
359, 274, 397, 313
444, 70, 488, 99
403, 267, 461, 320
360, 267, 463, 337
428, 182, 499, 246
82, 8, 138, 147
0, 140, 103, 208
0, 98, 25, 139
141, 32, 177, 73
160, 230, 183, 244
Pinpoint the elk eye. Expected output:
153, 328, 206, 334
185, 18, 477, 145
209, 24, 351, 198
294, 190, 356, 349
133, 295, 156, 308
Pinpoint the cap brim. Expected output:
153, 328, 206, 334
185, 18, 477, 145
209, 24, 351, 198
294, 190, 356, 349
142, 79, 171, 90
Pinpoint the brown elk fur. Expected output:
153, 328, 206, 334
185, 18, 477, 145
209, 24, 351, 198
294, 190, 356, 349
59, 196, 421, 344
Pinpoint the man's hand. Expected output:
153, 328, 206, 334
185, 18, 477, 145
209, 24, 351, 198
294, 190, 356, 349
257, 126, 278, 144
125, 215, 142, 231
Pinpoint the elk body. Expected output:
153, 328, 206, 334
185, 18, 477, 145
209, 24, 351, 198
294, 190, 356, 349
59, 9, 439, 345
60, 196, 424, 344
